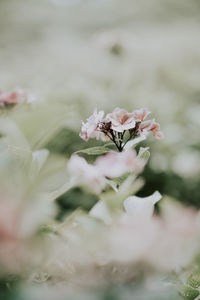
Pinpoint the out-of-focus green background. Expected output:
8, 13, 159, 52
0, 0, 200, 208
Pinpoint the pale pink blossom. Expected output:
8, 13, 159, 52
106, 107, 136, 132
0, 88, 32, 106
67, 154, 106, 194
80, 108, 105, 141
132, 108, 151, 121
150, 121, 164, 139
95, 149, 144, 178
139, 119, 163, 139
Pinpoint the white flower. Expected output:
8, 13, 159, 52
80, 108, 105, 141
89, 200, 112, 224
106, 107, 136, 132
123, 191, 162, 219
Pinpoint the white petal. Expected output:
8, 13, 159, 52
89, 200, 112, 224
123, 191, 162, 219
123, 135, 146, 150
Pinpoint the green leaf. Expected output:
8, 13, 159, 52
30, 149, 49, 178
111, 173, 131, 186
179, 285, 199, 300
105, 178, 119, 192
138, 146, 150, 161
76, 146, 113, 156
187, 274, 200, 289
103, 142, 116, 149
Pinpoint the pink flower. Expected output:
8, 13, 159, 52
150, 121, 164, 139
95, 149, 144, 178
0, 88, 32, 106
80, 108, 105, 141
132, 108, 151, 121
106, 107, 136, 132
139, 119, 163, 139
67, 154, 106, 194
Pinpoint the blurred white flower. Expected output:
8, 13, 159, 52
80, 108, 105, 141
89, 200, 112, 224
123, 191, 162, 219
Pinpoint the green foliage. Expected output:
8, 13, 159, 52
179, 285, 199, 300
138, 146, 150, 162
76, 146, 113, 156
57, 188, 98, 219
188, 274, 200, 289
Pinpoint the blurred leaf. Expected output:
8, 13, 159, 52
76, 146, 113, 155
105, 178, 119, 192
111, 173, 131, 186
30, 149, 49, 178
0, 118, 30, 151
187, 274, 200, 289
31, 154, 69, 196
10, 102, 74, 150
50, 181, 74, 201
178, 285, 199, 300
138, 146, 150, 162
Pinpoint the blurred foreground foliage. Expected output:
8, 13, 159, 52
46, 127, 200, 212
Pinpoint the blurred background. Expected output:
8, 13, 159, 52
0, 0, 200, 210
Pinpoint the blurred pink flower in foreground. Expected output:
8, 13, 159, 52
106, 107, 135, 132
67, 154, 106, 194
68, 149, 144, 193
0, 88, 33, 106
80, 108, 105, 141
96, 149, 144, 178
94, 202, 200, 271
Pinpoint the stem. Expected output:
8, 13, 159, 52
122, 131, 136, 150
104, 131, 121, 152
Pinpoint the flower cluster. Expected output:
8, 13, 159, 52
0, 88, 33, 107
68, 149, 144, 194
80, 107, 163, 151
